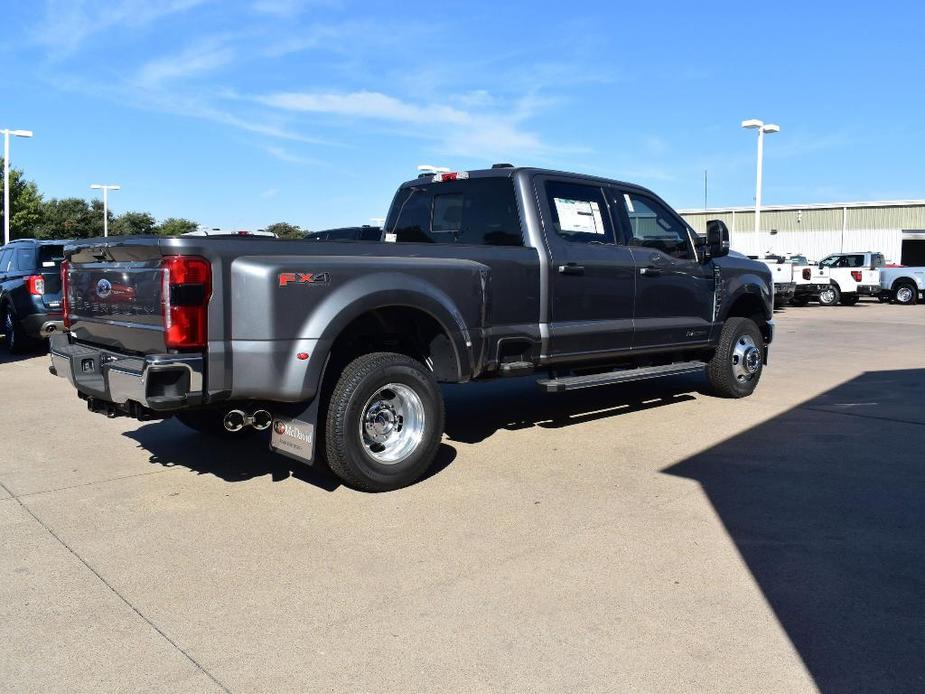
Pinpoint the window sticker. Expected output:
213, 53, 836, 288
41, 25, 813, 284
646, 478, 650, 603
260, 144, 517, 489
554, 197, 606, 234
384, 232, 397, 243
623, 193, 635, 213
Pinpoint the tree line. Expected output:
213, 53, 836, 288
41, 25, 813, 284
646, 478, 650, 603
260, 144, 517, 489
0, 161, 305, 241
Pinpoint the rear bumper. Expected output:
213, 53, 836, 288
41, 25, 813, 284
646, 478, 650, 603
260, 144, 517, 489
857, 284, 881, 296
21, 312, 63, 338
794, 282, 829, 296
773, 282, 796, 299
49, 334, 203, 412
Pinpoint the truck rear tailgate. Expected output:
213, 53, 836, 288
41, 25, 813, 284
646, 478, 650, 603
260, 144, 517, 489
65, 244, 167, 354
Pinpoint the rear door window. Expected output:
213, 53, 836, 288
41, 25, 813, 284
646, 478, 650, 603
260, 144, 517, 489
542, 180, 615, 244
0, 249, 11, 272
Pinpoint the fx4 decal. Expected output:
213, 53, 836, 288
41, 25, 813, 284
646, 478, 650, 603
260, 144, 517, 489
278, 272, 331, 287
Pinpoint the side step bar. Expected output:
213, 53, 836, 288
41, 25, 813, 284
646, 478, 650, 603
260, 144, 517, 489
537, 361, 705, 393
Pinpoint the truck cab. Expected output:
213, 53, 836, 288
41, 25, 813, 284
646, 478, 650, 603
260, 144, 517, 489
817, 252, 882, 305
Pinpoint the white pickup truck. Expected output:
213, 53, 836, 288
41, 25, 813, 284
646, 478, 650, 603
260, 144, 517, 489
815, 252, 883, 306
752, 257, 796, 307
763, 254, 832, 306
876, 264, 925, 306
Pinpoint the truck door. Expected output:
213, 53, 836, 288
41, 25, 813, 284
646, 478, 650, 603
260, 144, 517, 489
614, 189, 715, 349
536, 176, 636, 359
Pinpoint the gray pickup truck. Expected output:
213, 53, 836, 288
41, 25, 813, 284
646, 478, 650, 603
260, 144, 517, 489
49, 166, 774, 491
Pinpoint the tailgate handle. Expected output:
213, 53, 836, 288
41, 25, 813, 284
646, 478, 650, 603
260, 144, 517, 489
558, 263, 585, 276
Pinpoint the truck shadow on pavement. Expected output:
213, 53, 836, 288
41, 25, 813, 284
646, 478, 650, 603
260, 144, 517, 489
441, 374, 700, 444
126, 373, 700, 490
663, 368, 925, 693
126, 418, 457, 492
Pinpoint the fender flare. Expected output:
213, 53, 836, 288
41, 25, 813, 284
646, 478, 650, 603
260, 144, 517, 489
297, 272, 479, 399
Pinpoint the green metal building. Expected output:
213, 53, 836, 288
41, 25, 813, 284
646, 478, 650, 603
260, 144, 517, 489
679, 200, 925, 264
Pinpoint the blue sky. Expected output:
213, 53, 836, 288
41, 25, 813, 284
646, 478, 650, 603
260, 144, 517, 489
4, 0, 924, 230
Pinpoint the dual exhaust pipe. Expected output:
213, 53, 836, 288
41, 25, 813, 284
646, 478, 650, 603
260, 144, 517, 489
223, 409, 272, 432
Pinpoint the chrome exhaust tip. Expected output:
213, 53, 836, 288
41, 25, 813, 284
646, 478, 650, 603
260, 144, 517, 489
251, 409, 272, 431
41, 320, 64, 337
223, 409, 247, 432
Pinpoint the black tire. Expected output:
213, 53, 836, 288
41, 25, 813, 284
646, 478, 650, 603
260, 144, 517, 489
2, 309, 32, 354
839, 293, 859, 306
893, 282, 918, 306
818, 284, 840, 306
707, 317, 764, 399
325, 352, 444, 492
789, 296, 809, 307
175, 410, 257, 438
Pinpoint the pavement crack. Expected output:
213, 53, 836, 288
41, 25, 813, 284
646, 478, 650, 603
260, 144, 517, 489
14, 467, 179, 500
0, 480, 233, 694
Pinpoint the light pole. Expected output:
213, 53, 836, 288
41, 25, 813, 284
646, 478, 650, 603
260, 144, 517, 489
3, 128, 33, 245
741, 119, 780, 254
90, 184, 120, 237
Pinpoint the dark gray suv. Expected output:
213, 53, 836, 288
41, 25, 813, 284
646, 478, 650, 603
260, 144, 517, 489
0, 239, 67, 353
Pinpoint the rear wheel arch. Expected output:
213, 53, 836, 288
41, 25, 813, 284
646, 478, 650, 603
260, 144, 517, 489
891, 276, 917, 291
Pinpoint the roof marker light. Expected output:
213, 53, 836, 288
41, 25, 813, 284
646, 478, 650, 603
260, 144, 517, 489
432, 171, 469, 183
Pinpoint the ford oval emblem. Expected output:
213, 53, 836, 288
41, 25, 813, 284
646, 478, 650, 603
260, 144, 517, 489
96, 278, 112, 299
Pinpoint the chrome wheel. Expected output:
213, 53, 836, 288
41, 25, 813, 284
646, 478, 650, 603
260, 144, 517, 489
359, 383, 426, 464
819, 288, 836, 305
896, 286, 914, 304
731, 334, 761, 383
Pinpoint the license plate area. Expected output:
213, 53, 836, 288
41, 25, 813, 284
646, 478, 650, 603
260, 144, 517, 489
270, 415, 315, 464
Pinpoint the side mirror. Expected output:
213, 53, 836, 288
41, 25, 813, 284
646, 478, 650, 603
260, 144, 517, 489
706, 219, 730, 258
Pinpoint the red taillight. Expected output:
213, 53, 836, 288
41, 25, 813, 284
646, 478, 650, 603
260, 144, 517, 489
850, 270, 863, 282
61, 261, 70, 328
25, 275, 45, 296
802, 268, 811, 280
161, 256, 211, 350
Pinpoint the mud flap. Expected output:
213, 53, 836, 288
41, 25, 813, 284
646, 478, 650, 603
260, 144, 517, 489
269, 397, 321, 465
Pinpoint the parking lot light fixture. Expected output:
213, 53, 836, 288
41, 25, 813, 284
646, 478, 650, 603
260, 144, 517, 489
3, 128, 34, 245
90, 184, 121, 237
741, 119, 781, 253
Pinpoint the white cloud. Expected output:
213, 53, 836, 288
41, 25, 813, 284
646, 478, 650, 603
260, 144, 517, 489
259, 90, 472, 126
136, 40, 234, 86
265, 145, 323, 165
34, 0, 211, 55
256, 89, 563, 160
259, 187, 279, 199
251, 0, 338, 17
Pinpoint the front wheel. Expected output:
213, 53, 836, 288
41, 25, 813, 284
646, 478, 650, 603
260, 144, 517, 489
707, 317, 764, 399
894, 282, 918, 305
325, 352, 444, 492
818, 285, 840, 306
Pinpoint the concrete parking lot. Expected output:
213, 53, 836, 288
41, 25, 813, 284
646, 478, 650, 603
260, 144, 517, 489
1, 303, 923, 693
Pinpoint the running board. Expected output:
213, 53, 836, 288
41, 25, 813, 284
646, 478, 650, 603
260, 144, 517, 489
537, 361, 705, 393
